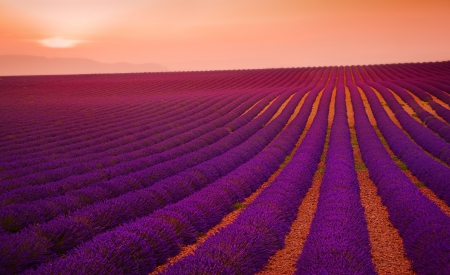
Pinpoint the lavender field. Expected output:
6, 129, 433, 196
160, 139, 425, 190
1, 62, 449, 274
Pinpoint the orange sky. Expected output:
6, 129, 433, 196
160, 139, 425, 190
1, 0, 450, 72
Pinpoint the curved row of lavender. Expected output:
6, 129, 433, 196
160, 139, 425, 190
347, 70, 450, 275
0, 61, 449, 274
294, 68, 375, 274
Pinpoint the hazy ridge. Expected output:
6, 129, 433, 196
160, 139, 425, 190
0, 55, 168, 76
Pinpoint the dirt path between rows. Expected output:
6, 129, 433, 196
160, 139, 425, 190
347, 85, 415, 275
257, 83, 334, 275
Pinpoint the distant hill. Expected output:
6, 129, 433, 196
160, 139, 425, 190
0, 55, 168, 76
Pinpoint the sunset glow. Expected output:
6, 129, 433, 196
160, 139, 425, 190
1, 0, 450, 74
38, 37, 84, 48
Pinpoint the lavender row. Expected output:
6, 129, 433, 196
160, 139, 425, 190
0, 91, 274, 225
0, 100, 157, 141
0, 93, 156, 137
0, 93, 277, 230
378, 81, 450, 142
366, 81, 450, 165
369, 65, 400, 81
295, 69, 375, 274
0, 92, 234, 165
161, 68, 334, 275
428, 100, 450, 123
0, 92, 250, 179
21, 70, 321, 275
0, 92, 257, 189
353, 70, 450, 205
0, 92, 273, 206
404, 79, 450, 105
390, 80, 450, 123
420, 79, 450, 96
0, 98, 214, 177
431, 77, 450, 88
0, 95, 192, 153
0, 94, 213, 163
3, 84, 286, 196
347, 80, 450, 275
0, 83, 307, 273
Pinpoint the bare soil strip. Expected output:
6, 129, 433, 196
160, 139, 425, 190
418, 187, 450, 216
255, 96, 279, 118
347, 87, 415, 275
267, 93, 296, 124
257, 155, 325, 275
239, 98, 264, 117
356, 86, 377, 125
370, 86, 404, 129
286, 92, 308, 125
429, 93, 450, 109
388, 88, 423, 123
257, 86, 335, 275
404, 89, 447, 122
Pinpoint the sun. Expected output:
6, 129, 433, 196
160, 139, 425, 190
38, 37, 83, 48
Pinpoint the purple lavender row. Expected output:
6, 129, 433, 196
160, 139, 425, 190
361, 65, 381, 82
420, 79, 450, 96
404, 79, 450, 105
431, 77, 450, 87
0, 92, 274, 205
0, 94, 215, 164
0, 92, 233, 164
0, 99, 165, 141
406, 63, 450, 80
0, 73, 236, 140
366, 81, 450, 165
0, 98, 205, 159
0, 93, 255, 188
354, 75, 450, 205
0, 93, 277, 231
0, 96, 223, 177
0, 93, 249, 178
0, 87, 290, 196
390, 80, 450, 123
23, 68, 327, 275
161, 68, 334, 275
410, 62, 450, 77
1, 66, 286, 149
295, 68, 376, 274
428, 100, 450, 123
376, 64, 410, 80
0, 83, 306, 273
377, 81, 450, 142
379, 65, 405, 80
370, 65, 400, 81
347, 79, 450, 275
0, 93, 191, 152
400, 63, 442, 78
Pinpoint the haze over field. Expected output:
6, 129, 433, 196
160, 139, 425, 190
1, 0, 450, 75
0, 55, 167, 76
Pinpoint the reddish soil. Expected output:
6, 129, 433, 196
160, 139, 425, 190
347, 87, 415, 275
